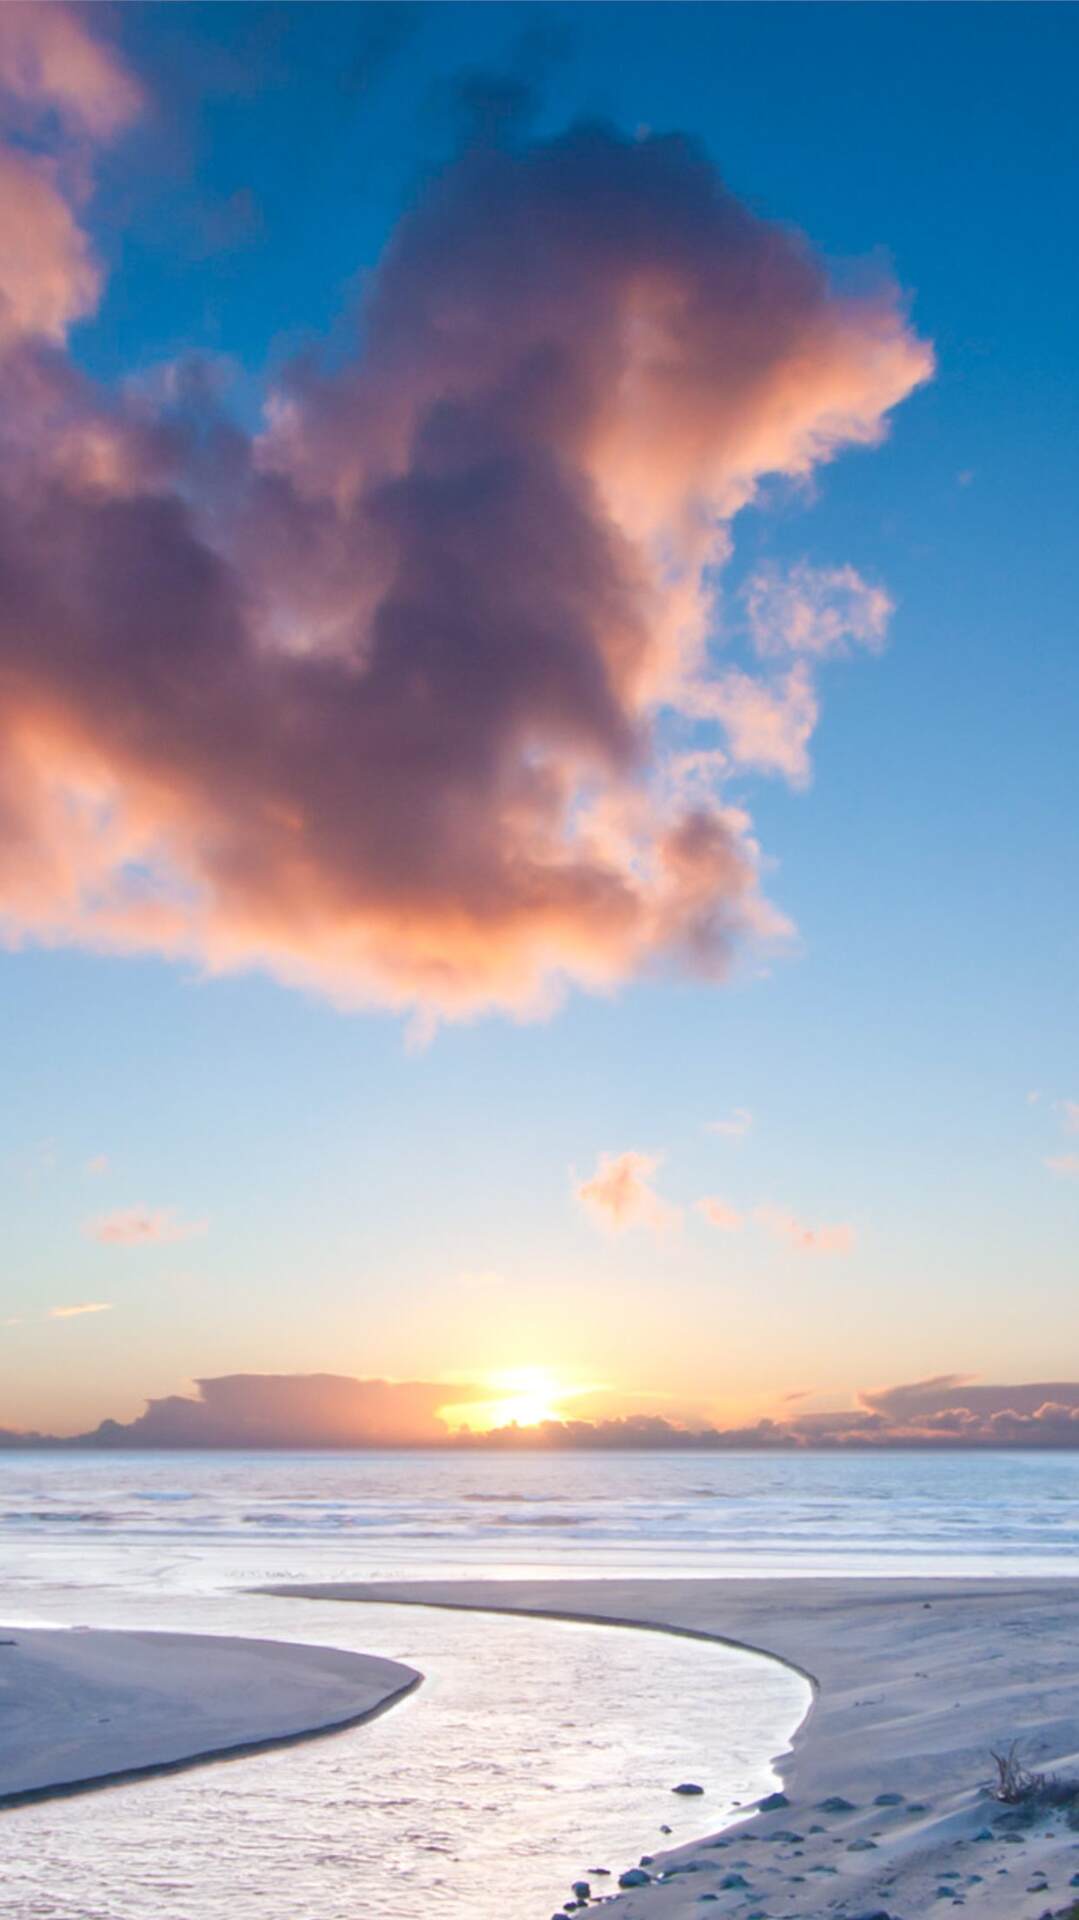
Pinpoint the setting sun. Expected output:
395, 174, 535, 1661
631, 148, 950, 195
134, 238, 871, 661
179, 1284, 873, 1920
440, 1367, 577, 1433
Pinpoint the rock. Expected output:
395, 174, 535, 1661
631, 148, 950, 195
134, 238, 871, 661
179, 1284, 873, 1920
572, 1883, 590, 1900
1071, 1872, 1079, 1886
847, 1837, 879, 1851
972, 1828, 994, 1841
758, 1790, 790, 1812
765, 1829, 804, 1843
818, 1795, 857, 1813
639, 1854, 654, 1866
673, 1782, 705, 1795
618, 1868, 651, 1888
719, 1872, 749, 1889
659, 1823, 672, 1834
874, 1792, 905, 1806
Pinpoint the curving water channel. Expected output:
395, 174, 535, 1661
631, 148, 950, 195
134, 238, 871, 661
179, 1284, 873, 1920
0, 1591, 808, 1920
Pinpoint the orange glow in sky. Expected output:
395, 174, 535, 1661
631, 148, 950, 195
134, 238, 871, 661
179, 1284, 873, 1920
440, 1367, 583, 1433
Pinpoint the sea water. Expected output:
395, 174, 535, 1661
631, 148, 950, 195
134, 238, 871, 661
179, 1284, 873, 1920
2, 1447, 1077, 1919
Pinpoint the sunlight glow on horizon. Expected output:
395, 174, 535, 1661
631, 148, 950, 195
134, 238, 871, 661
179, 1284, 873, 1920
439, 1367, 594, 1433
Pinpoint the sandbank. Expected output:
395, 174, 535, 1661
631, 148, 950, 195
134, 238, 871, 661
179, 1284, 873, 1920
0, 1624, 419, 1806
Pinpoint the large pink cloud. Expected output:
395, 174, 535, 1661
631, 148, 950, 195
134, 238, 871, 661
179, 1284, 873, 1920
0, 23, 933, 1020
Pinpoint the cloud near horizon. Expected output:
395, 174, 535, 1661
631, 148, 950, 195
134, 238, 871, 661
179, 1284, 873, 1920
0, 8, 931, 1021
6, 1369, 1079, 1449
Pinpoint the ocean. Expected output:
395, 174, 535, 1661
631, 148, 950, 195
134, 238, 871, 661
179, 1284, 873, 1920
2, 1447, 1077, 1919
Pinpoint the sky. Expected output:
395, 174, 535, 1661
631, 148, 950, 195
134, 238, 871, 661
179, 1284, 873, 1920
0, 2, 1077, 1444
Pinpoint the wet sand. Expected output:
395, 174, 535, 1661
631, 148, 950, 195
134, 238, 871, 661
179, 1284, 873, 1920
266, 1576, 1079, 1918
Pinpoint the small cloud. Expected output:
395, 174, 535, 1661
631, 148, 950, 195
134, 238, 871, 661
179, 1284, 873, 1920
2, 1316, 22, 1328
84, 1206, 207, 1246
782, 1388, 813, 1403
49, 1301, 112, 1319
1026, 1090, 1042, 1105
707, 1108, 753, 1139
696, 1196, 743, 1232
755, 1206, 855, 1255
956, 469, 974, 488
575, 1150, 677, 1233
1057, 1100, 1079, 1134
1046, 1154, 1079, 1180
85, 1153, 109, 1175
744, 561, 893, 661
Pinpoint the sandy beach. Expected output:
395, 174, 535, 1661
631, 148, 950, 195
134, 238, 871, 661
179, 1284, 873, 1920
265, 1577, 1079, 1918
0, 1624, 418, 1806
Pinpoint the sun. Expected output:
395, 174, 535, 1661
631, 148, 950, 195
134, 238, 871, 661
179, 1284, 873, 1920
440, 1366, 575, 1433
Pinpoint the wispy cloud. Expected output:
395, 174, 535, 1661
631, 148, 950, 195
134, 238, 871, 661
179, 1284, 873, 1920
1057, 1100, 1079, 1134
696, 1196, 743, 1231
744, 562, 893, 661
576, 1150, 677, 1233
84, 1206, 207, 1246
755, 1206, 855, 1255
707, 1108, 753, 1139
1046, 1154, 1079, 1180
85, 1153, 109, 1175
49, 1301, 112, 1319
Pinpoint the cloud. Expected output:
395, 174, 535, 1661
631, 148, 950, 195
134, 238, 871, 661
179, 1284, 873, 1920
85, 1152, 108, 1175
0, 48, 931, 1021
0, 7, 139, 349
82, 1372, 488, 1447
696, 1195, 743, 1231
744, 562, 893, 660
708, 1108, 753, 1138
755, 1205, 855, 1255
576, 1149, 676, 1232
49, 1301, 112, 1319
1046, 1154, 1079, 1179
6, 1367, 1079, 1450
682, 663, 818, 786
1057, 1100, 1079, 1134
0, 4, 142, 139
84, 1206, 207, 1246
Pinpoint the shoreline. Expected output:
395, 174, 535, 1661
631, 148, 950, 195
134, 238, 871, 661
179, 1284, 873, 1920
0, 1625, 419, 1808
263, 1577, 1079, 1917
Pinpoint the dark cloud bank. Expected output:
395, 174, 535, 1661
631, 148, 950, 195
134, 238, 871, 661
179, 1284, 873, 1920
6, 1372, 1079, 1450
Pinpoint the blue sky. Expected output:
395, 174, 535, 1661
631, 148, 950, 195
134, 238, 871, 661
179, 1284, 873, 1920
1, 4, 1076, 1437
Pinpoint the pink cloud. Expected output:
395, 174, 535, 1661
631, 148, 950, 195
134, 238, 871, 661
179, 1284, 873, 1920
49, 1301, 112, 1319
686, 664, 819, 786
755, 1206, 855, 1255
576, 1149, 676, 1232
1057, 1100, 1079, 1134
85, 1152, 108, 1175
85, 1207, 207, 1247
707, 1107, 753, 1138
1046, 1154, 1079, 1179
0, 147, 100, 345
0, 96, 931, 1019
744, 562, 893, 661
696, 1195, 743, 1231
0, 5, 142, 139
